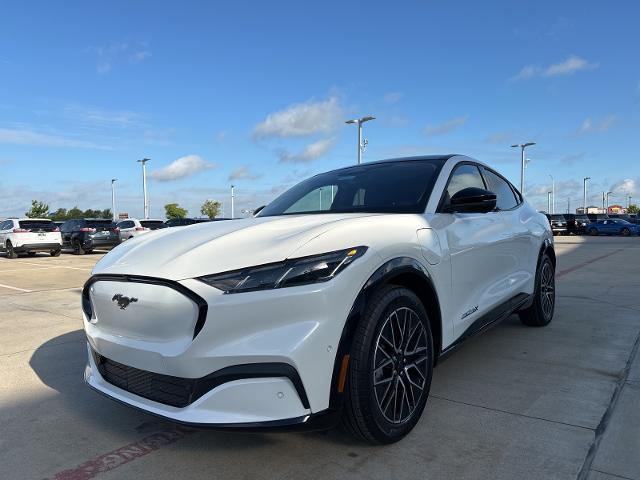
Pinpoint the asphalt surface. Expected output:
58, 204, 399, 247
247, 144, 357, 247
0, 237, 639, 480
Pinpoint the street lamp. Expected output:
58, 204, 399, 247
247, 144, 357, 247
346, 116, 375, 164
510, 142, 535, 195
583, 177, 590, 214
606, 191, 613, 213
230, 185, 235, 219
137, 158, 150, 219
551, 176, 555, 214
111, 179, 117, 222
628, 196, 632, 209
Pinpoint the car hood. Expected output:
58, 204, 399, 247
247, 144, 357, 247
93, 213, 380, 280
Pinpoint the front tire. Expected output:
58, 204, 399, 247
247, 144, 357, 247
589, 228, 598, 236
621, 228, 630, 237
519, 254, 555, 327
341, 285, 434, 444
50, 248, 61, 257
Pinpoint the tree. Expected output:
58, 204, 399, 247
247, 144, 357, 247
164, 203, 188, 219
67, 206, 84, 219
200, 199, 221, 219
25, 200, 49, 218
50, 208, 68, 221
100, 209, 112, 219
628, 204, 639, 215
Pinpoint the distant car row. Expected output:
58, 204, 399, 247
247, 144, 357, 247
1, 216, 229, 258
544, 213, 639, 236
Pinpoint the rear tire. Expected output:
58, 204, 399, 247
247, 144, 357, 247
341, 285, 433, 444
50, 249, 61, 257
5, 241, 17, 259
73, 241, 85, 255
519, 254, 555, 327
621, 228, 630, 237
589, 228, 598, 236
27, 252, 36, 257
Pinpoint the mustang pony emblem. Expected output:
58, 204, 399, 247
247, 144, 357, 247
112, 294, 138, 310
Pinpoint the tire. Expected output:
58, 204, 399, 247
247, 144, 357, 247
27, 251, 36, 257
519, 254, 555, 327
50, 249, 61, 257
341, 285, 434, 444
589, 228, 598, 236
621, 228, 630, 237
73, 241, 85, 255
5, 241, 17, 259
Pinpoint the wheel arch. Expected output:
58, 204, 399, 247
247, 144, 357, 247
540, 238, 556, 269
327, 257, 442, 411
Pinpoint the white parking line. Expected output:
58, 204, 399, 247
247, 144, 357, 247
18, 262, 92, 271
0, 282, 32, 293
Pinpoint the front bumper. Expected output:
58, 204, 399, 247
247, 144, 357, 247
82, 253, 377, 426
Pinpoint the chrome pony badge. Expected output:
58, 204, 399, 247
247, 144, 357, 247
112, 294, 138, 310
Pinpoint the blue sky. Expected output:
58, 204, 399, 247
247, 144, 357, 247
1, 0, 639, 217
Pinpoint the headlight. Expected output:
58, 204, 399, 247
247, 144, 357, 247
198, 246, 368, 294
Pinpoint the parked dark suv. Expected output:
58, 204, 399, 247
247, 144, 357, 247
545, 214, 567, 235
60, 219, 120, 255
563, 214, 590, 235
163, 217, 212, 228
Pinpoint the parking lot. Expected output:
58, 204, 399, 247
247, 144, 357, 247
1, 236, 639, 480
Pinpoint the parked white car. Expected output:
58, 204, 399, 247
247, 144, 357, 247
115, 218, 165, 241
0, 218, 62, 258
83, 155, 555, 444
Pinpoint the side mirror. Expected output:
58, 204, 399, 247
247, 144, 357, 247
443, 187, 497, 213
253, 205, 265, 217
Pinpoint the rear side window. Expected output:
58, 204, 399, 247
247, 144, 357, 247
19, 220, 56, 232
445, 164, 486, 202
140, 220, 165, 229
118, 220, 135, 229
482, 169, 519, 211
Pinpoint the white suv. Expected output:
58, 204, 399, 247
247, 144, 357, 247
83, 155, 555, 444
0, 218, 62, 258
115, 218, 165, 241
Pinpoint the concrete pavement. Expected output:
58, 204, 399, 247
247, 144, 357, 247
0, 237, 638, 480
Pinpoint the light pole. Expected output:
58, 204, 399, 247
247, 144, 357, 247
552, 177, 555, 214
567, 198, 570, 214
583, 177, 590, 214
346, 116, 375, 164
628, 196, 632, 209
606, 191, 613, 213
510, 142, 535, 195
231, 185, 236, 220
111, 178, 117, 222
137, 158, 150, 219
547, 192, 552, 213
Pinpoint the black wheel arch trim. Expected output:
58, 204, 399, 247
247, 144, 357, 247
327, 256, 442, 411
82, 274, 208, 340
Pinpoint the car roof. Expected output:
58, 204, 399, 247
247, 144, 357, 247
15, 218, 53, 221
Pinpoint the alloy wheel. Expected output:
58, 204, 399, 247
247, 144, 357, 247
373, 307, 429, 424
540, 261, 555, 320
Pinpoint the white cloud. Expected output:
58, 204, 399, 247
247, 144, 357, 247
65, 106, 147, 128
149, 155, 215, 182
484, 130, 514, 144
424, 115, 469, 136
278, 138, 335, 163
228, 165, 262, 181
254, 97, 342, 138
0, 128, 107, 149
511, 55, 599, 81
579, 114, 616, 134
383, 92, 403, 104
87, 41, 151, 74
610, 178, 637, 196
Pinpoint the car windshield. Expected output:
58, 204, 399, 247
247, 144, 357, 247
550, 215, 565, 220
258, 160, 445, 216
